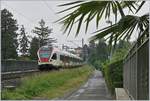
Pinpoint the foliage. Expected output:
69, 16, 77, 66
90, 14, 149, 43
1, 9, 19, 59
57, 1, 139, 34
109, 60, 123, 87
102, 60, 123, 94
111, 40, 132, 62
17, 55, 31, 61
101, 40, 131, 94
88, 40, 96, 49
19, 25, 30, 56
30, 19, 57, 60
56, 1, 148, 96
29, 37, 39, 60
92, 60, 103, 70
88, 39, 108, 70
2, 65, 94, 100
32, 19, 56, 47
57, 1, 148, 46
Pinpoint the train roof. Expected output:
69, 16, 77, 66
53, 47, 82, 60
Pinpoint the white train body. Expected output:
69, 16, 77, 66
37, 46, 83, 70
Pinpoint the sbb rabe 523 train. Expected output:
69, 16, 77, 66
37, 46, 83, 70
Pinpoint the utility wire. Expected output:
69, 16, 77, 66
42, 0, 60, 19
3, 3, 36, 24
41, 0, 64, 42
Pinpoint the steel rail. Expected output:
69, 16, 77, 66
2, 69, 39, 81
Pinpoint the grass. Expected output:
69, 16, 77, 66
2, 65, 94, 100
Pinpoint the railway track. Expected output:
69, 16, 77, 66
1, 69, 40, 89
1, 68, 63, 89
2, 69, 39, 80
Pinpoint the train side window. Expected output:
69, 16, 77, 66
52, 53, 57, 60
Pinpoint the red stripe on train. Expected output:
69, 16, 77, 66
40, 58, 49, 62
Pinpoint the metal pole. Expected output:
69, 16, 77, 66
106, 20, 112, 59
82, 38, 84, 59
39, 40, 40, 48
82, 38, 84, 48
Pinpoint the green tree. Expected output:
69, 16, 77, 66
116, 40, 131, 50
101, 40, 132, 93
111, 40, 132, 62
96, 39, 108, 61
29, 37, 39, 60
88, 41, 96, 63
32, 19, 55, 47
1, 9, 18, 59
88, 40, 96, 50
88, 39, 108, 70
19, 25, 30, 56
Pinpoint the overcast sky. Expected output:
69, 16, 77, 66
1, 0, 149, 48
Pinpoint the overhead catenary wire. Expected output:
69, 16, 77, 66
42, 1, 77, 48
3, 2, 36, 24
2, 2, 55, 34
2, 1, 78, 48
42, 0, 60, 19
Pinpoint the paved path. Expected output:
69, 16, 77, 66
61, 70, 112, 100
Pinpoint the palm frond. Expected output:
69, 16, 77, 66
136, 1, 145, 13
57, 1, 140, 36
121, 1, 137, 13
58, 1, 83, 6
90, 14, 149, 45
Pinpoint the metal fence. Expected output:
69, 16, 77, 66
123, 33, 149, 100
1, 60, 38, 72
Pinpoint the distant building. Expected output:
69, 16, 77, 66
83, 44, 89, 61
74, 47, 82, 57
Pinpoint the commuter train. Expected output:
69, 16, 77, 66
37, 46, 83, 70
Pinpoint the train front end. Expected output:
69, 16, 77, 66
37, 46, 53, 70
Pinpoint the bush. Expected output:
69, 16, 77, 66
109, 60, 123, 86
101, 60, 109, 76
101, 40, 131, 95
93, 60, 103, 70
17, 55, 31, 61
103, 59, 123, 94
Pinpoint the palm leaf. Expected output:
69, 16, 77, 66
57, 1, 140, 36
90, 14, 149, 46
136, 1, 145, 13
58, 1, 83, 6
76, 14, 85, 36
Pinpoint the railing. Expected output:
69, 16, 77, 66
1, 60, 38, 72
123, 32, 149, 100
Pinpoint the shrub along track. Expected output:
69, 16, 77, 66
2, 65, 94, 100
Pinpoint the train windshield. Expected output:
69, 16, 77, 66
39, 47, 53, 58
40, 53, 50, 58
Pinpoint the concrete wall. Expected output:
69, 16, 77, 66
1, 60, 38, 72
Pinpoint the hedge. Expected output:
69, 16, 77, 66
102, 59, 123, 94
